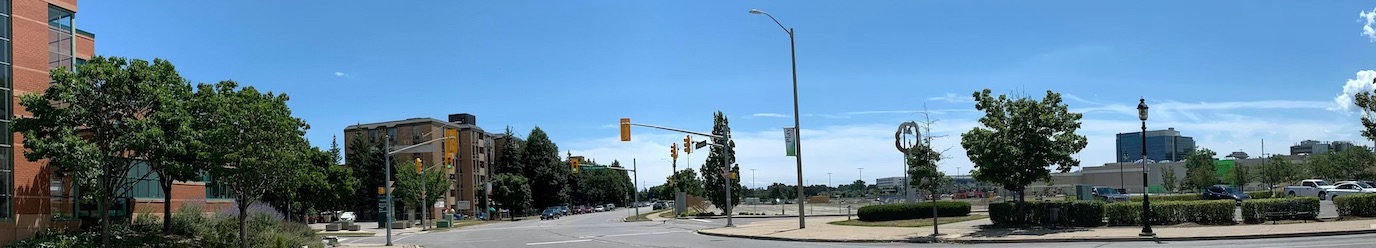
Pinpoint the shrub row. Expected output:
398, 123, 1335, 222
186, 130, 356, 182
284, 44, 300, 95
1334, 194, 1376, 217
1128, 194, 1201, 202
989, 201, 1105, 227
1105, 200, 1235, 225
1246, 191, 1278, 199
1240, 197, 1320, 223
857, 201, 972, 221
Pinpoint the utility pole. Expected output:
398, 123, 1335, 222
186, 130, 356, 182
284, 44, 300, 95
384, 135, 393, 246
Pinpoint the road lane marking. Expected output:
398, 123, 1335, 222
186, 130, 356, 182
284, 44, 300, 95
688, 219, 711, 222
582, 230, 691, 238
525, 239, 592, 246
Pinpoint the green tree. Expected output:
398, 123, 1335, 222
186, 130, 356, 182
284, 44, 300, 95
1161, 166, 1178, 193
1230, 161, 1253, 189
345, 134, 390, 218
521, 127, 568, 209
959, 89, 1087, 223
665, 168, 705, 197
14, 57, 192, 244
1258, 155, 1297, 189
907, 142, 951, 196
700, 111, 743, 210
849, 180, 866, 192
192, 80, 309, 248
393, 160, 448, 217
489, 173, 532, 220
1352, 78, 1376, 144
494, 126, 524, 175
765, 182, 794, 200
141, 64, 202, 233
1183, 149, 1220, 191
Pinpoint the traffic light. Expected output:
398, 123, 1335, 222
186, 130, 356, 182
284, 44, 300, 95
670, 143, 679, 159
415, 158, 423, 174
683, 135, 692, 154
570, 156, 582, 174
619, 118, 631, 142
445, 153, 454, 169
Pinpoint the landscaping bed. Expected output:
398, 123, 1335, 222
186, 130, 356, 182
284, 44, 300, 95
829, 215, 987, 227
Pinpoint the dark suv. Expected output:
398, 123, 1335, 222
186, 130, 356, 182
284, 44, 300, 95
1201, 184, 1249, 205
540, 208, 561, 220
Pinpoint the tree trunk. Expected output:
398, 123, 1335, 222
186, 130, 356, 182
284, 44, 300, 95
161, 177, 173, 234
238, 201, 249, 248
100, 194, 111, 245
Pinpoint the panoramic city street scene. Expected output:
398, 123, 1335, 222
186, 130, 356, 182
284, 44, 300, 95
3, 0, 1376, 247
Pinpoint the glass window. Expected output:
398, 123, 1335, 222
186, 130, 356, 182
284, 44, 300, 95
0, 17, 8, 39
48, 6, 72, 30
387, 127, 397, 142
368, 129, 377, 142
0, 39, 8, 63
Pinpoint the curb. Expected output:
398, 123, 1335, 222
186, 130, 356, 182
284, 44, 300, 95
696, 228, 1376, 244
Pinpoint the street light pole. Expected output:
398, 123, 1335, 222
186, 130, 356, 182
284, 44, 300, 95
1137, 98, 1155, 237
384, 135, 393, 246
751, 8, 806, 229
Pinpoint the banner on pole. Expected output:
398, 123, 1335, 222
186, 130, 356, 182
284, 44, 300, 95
784, 127, 798, 156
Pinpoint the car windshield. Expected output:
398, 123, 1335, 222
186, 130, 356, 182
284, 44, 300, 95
1315, 181, 1331, 186
1220, 186, 1242, 194
1356, 182, 1375, 188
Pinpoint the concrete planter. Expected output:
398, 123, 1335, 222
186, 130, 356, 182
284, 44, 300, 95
325, 223, 341, 231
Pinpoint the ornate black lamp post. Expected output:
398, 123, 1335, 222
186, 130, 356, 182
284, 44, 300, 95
1138, 98, 1155, 237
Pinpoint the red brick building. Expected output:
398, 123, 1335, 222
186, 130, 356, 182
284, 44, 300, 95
343, 113, 494, 218
0, 0, 229, 244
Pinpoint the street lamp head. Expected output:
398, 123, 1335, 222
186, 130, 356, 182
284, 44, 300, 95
749, 9, 767, 14
1137, 98, 1149, 121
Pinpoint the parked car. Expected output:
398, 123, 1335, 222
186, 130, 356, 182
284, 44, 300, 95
339, 212, 356, 221
1284, 179, 1337, 198
1322, 182, 1376, 200
1091, 186, 1129, 202
594, 206, 605, 212
540, 209, 561, 220
555, 205, 571, 216
1201, 184, 1250, 205
605, 204, 616, 211
652, 202, 666, 210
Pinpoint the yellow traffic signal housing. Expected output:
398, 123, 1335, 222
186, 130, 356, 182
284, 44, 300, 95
619, 118, 631, 141
571, 156, 582, 174
683, 135, 692, 154
670, 143, 678, 159
444, 128, 459, 156
415, 158, 423, 174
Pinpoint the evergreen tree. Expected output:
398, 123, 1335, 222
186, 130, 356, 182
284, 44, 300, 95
494, 126, 525, 175
521, 127, 569, 208
700, 112, 743, 210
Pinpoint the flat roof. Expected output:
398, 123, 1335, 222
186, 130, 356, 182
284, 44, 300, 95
343, 117, 487, 133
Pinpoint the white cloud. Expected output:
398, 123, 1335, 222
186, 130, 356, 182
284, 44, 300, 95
752, 113, 788, 118
1362, 7, 1376, 41
1329, 70, 1376, 113
335, 72, 346, 77
928, 93, 971, 103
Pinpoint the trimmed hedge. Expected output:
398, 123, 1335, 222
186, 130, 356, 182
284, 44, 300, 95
1246, 191, 1277, 199
1128, 194, 1201, 202
1334, 194, 1376, 217
857, 201, 972, 221
1240, 197, 1320, 223
1106, 200, 1235, 225
989, 200, 1105, 227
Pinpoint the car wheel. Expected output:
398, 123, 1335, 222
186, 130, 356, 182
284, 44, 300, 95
1288, 191, 1296, 197
1319, 192, 1327, 201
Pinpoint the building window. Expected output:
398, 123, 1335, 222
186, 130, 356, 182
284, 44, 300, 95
412, 126, 420, 144
387, 127, 397, 142
48, 5, 74, 71
0, 0, 10, 221
368, 129, 378, 142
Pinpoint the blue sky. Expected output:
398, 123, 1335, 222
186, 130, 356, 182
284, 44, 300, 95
80, 1, 1376, 189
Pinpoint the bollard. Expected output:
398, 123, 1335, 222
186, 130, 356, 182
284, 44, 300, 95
847, 206, 852, 220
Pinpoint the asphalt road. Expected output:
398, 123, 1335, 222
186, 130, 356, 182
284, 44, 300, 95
340, 207, 1376, 248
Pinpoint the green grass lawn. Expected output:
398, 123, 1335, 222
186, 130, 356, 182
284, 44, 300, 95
828, 215, 988, 228
624, 209, 670, 222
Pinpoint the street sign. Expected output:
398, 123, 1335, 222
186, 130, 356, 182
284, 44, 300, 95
784, 127, 798, 156
455, 201, 471, 210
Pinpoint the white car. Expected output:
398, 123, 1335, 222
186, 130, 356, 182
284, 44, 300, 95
594, 206, 605, 212
339, 212, 356, 221
1284, 179, 1337, 198
1323, 182, 1376, 200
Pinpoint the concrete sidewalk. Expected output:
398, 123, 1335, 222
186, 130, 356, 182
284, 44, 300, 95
696, 216, 1376, 243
